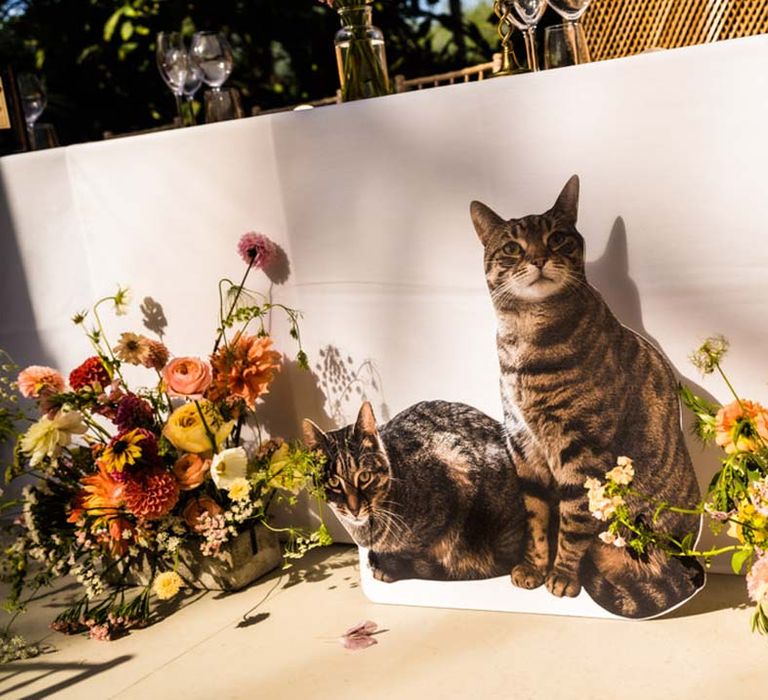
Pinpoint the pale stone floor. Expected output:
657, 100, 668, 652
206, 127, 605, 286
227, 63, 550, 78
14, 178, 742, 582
1, 545, 767, 699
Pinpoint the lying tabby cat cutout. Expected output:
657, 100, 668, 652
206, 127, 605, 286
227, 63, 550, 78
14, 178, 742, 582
303, 400, 526, 583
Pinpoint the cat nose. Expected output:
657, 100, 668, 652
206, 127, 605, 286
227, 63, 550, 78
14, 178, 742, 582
347, 492, 360, 517
530, 257, 547, 268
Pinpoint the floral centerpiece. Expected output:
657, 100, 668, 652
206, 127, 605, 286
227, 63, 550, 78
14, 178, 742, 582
584, 336, 768, 634
0, 233, 330, 645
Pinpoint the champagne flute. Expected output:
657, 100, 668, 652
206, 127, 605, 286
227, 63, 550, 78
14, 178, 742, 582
189, 32, 234, 95
512, 0, 548, 72
18, 74, 46, 149
547, 0, 592, 64
156, 32, 188, 126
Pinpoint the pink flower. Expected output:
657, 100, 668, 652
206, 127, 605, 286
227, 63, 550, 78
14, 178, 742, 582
237, 232, 276, 269
162, 357, 212, 398
17, 365, 65, 399
747, 554, 768, 603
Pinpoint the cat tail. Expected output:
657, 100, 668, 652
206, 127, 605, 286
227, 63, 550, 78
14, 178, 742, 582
581, 543, 706, 620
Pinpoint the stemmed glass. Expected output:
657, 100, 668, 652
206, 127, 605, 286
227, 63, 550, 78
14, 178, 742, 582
182, 62, 204, 125
156, 32, 188, 126
547, 0, 593, 64
189, 32, 234, 95
18, 74, 46, 149
512, 0, 548, 72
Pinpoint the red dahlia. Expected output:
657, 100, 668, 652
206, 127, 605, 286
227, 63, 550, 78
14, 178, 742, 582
115, 394, 155, 432
123, 468, 180, 520
69, 356, 111, 391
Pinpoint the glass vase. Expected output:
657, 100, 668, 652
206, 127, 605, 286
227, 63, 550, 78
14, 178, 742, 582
334, 3, 390, 102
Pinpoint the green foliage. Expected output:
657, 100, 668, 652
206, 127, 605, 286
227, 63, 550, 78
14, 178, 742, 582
0, 0, 500, 144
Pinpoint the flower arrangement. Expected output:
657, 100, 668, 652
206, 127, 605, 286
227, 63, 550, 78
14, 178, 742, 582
0, 233, 330, 646
584, 336, 768, 634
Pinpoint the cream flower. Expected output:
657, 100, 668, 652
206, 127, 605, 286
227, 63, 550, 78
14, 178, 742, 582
20, 409, 87, 467
152, 571, 183, 600
210, 447, 248, 490
605, 458, 635, 486
598, 531, 616, 544
227, 477, 251, 502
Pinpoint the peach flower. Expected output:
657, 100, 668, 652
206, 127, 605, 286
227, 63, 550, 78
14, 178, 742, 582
182, 495, 223, 533
162, 357, 212, 398
17, 365, 65, 399
173, 453, 211, 491
209, 332, 281, 408
715, 400, 768, 455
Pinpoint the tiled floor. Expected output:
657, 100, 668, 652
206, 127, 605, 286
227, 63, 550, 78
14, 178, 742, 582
2, 545, 767, 699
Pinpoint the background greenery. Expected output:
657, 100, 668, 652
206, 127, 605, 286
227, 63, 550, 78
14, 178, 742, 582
0, 0, 508, 144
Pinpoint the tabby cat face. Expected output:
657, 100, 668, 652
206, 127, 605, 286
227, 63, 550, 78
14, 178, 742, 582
471, 175, 585, 305
302, 403, 391, 526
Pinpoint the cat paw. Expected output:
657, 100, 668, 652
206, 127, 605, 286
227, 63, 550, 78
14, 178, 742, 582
510, 562, 545, 589
371, 567, 397, 583
545, 569, 581, 597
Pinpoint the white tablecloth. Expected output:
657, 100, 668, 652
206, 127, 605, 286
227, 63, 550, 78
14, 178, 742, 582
2, 35, 767, 578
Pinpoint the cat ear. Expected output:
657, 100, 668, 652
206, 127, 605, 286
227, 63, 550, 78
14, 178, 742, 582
553, 175, 580, 223
470, 201, 505, 247
354, 401, 378, 438
302, 419, 327, 449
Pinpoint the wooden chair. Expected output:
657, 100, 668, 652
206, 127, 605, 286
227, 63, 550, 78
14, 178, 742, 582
582, 0, 768, 62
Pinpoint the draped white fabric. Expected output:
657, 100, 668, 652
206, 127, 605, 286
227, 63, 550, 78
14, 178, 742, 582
2, 35, 767, 612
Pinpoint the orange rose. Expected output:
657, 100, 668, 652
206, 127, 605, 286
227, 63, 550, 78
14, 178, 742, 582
173, 453, 211, 491
162, 357, 212, 398
182, 496, 223, 532
715, 400, 768, 454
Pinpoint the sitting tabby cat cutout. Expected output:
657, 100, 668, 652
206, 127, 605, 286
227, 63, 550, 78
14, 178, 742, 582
470, 175, 705, 618
303, 401, 526, 583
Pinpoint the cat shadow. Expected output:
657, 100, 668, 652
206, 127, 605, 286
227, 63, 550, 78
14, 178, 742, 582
254, 359, 332, 440
660, 573, 750, 619
586, 216, 723, 487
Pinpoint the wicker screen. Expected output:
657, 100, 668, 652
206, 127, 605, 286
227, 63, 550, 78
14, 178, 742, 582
582, 0, 768, 62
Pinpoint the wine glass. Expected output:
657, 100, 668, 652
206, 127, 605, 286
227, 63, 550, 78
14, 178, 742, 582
156, 32, 188, 126
512, 0, 548, 71
182, 61, 203, 125
547, 0, 592, 64
189, 32, 234, 95
18, 74, 46, 149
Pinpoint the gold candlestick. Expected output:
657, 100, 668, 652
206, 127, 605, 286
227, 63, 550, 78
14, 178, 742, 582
493, 0, 525, 76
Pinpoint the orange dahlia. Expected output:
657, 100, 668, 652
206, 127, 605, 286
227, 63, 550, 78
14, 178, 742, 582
123, 467, 180, 520
209, 332, 281, 408
715, 400, 768, 455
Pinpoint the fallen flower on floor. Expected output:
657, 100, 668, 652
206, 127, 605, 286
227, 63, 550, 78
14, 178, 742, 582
339, 620, 379, 650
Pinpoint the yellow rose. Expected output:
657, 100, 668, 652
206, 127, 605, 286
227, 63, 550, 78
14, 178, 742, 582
162, 401, 233, 454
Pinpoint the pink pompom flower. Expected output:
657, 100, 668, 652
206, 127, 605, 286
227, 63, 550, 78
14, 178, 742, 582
237, 232, 276, 270
747, 554, 768, 604
17, 365, 66, 399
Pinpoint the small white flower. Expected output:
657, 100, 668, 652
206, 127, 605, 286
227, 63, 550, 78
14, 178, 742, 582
598, 531, 616, 544
210, 447, 248, 490
613, 536, 627, 548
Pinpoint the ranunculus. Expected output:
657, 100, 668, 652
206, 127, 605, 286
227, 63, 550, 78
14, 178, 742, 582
17, 365, 65, 399
173, 453, 211, 490
182, 495, 223, 532
162, 357, 212, 399
162, 400, 233, 454
715, 400, 768, 454
20, 409, 87, 467
210, 447, 248, 490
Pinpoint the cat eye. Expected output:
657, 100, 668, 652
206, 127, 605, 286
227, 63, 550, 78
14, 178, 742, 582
501, 241, 523, 257
327, 475, 342, 489
357, 470, 374, 486
548, 232, 576, 252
